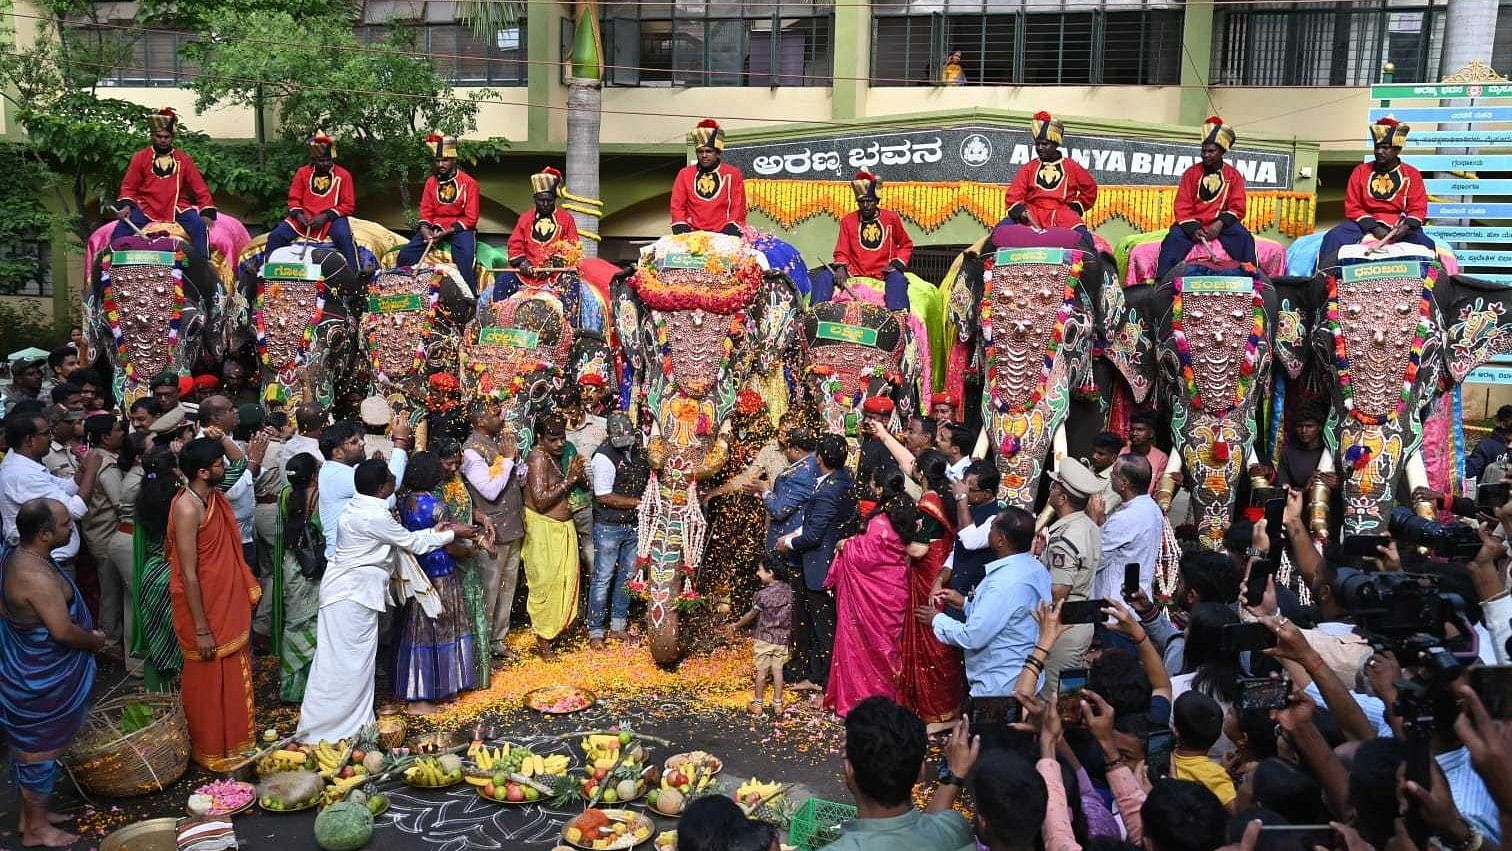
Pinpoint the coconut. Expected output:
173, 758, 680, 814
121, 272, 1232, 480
438, 754, 463, 776
615, 779, 638, 801
362, 750, 386, 774
658, 787, 685, 814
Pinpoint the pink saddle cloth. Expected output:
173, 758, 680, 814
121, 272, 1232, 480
1125, 236, 1288, 285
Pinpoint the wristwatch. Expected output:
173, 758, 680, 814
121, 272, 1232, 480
935, 762, 963, 787
1246, 546, 1266, 559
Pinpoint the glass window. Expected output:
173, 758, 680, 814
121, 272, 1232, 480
585, 0, 833, 86
1212, 2, 1444, 86
871, 7, 1180, 85
364, 19, 527, 85
0, 241, 53, 298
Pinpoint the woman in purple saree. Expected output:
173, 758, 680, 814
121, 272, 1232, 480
823, 465, 917, 717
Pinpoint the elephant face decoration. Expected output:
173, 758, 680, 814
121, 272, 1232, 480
90, 237, 212, 405
978, 247, 1096, 507
361, 266, 476, 394
618, 232, 796, 666
1156, 272, 1274, 549
459, 290, 581, 451
801, 300, 908, 444
249, 247, 362, 410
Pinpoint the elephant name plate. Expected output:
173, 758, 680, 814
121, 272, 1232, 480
815, 321, 878, 347
1180, 276, 1253, 295
262, 261, 323, 282
369, 292, 425, 313
993, 247, 1073, 267
477, 326, 540, 349
112, 249, 176, 268
660, 253, 706, 271
1341, 260, 1429, 284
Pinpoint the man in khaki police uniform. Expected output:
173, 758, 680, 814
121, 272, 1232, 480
1039, 457, 1102, 689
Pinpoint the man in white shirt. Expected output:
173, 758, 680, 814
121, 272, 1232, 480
283, 403, 325, 465
317, 420, 411, 562
940, 423, 974, 483
0, 411, 99, 575
296, 459, 469, 742
1091, 454, 1164, 602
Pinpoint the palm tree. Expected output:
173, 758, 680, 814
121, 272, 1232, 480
458, 0, 604, 258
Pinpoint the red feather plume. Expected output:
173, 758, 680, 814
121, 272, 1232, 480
312, 133, 333, 144
157, 107, 176, 117
541, 166, 563, 178
1205, 114, 1224, 125
697, 118, 720, 129
853, 170, 877, 181
1034, 110, 1052, 121
1376, 117, 1399, 127
425, 133, 443, 143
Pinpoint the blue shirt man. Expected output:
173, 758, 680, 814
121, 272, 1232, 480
922, 506, 1049, 698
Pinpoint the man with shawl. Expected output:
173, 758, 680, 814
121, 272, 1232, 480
167, 438, 262, 771
0, 499, 103, 848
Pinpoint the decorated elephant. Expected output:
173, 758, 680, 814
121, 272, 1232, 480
236, 218, 404, 407
799, 299, 910, 444
1310, 247, 1512, 535
617, 232, 798, 665
361, 264, 477, 398
83, 214, 251, 405
460, 264, 614, 451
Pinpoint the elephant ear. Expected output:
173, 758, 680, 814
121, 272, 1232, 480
945, 236, 989, 344
1099, 278, 1158, 405
432, 265, 478, 325
1270, 275, 1322, 381
612, 271, 649, 380
1437, 274, 1512, 385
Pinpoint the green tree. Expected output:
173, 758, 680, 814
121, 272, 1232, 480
185, 10, 482, 216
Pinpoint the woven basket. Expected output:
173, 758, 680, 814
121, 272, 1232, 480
63, 692, 190, 798
376, 715, 407, 750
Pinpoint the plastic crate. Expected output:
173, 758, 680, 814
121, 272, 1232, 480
787, 797, 857, 851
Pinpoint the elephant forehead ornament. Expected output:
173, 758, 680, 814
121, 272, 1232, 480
95, 241, 199, 403
801, 300, 906, 438
254, 256, 328, 385
459, 291, 575, 425
980, 248, 1092, 507
1165, 274, 1268, 548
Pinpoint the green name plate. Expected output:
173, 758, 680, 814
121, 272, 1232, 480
1341, 261, 1424, 283
815, 321, 879, 347
111, 250, 176, 267
994, 248, 1068, 266
478, 326, 540, 349
1181, 276, 1253, 295
661, 253, 706, 270
368, 292, 425, 313
262, 261, 322, 281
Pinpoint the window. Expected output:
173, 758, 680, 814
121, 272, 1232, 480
585, 0, 833, 87
69, 25, 197, 86
0, 241, 53, 297
1211, 1, 1445, 86
362, 0, 526, 85
871, 1, 1181, 86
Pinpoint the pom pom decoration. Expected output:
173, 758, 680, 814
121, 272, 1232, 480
1034, 111, 1052, 121
1000, 433, 1021, 457
1212, 440, 1230, 463
697, 118, 720, 129
1344, 444, 1373, 470
735, 389, 764, 416
1375, 117, 1399, 127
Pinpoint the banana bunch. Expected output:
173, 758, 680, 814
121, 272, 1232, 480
403, 757, 458, 787
472, 744, 570, 777
257, 748, 310, 776
321, 774, 366, 807
734, 779, 785, 809
312, 740, 350, 778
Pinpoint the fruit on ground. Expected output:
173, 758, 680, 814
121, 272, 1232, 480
313, 801, 374, 851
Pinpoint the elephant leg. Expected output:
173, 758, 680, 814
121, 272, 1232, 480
1158, 451, 1183, 513
1405, 450, 1432, 514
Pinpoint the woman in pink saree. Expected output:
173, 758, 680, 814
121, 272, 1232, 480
823, 465, 915, 716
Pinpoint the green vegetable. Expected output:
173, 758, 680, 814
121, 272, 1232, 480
314, 801, 374, 851
119, 702, 154, 734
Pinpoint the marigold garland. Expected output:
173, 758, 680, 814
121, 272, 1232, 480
747, 180, 1316, 238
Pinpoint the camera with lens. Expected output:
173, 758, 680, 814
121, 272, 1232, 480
1387, 507, 1482, 559
1330, 568, 1464, 645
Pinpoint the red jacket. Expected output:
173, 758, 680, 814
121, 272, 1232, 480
117, 146, 215, 222
1004, 155, 1097, 230
420, 169, 480, 232
507, 207, 580, 268
1173, 162, 1247, 231
670, 163, 746, 232
1344, 160, 1428, 230
284, 164, 356, 240
833, 209, 913, 278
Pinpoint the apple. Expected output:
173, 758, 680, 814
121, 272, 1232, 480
506, 784, 525, 802
351, 749, 365, 764
483, 782, 496, 799
604, 789, 619, 803
584, 780, 598, 796
593, 768, 607, 781
618, 731, 632, 746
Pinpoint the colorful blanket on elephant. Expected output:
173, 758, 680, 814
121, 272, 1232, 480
747, 229, 813, 299
89, 212, 251, 278
1286, 231, 1461, 278
1119, 231, 1288, 284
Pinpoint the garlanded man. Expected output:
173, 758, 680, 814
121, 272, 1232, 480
505, 166, 580, 288
113, 108, 216, 260
1003, 111, 1097, 243
1156, 116, 1256, 278
1319, 117, 1433, 267
812, 171, 915, 310
397, 134, 481, 295
264, 133, 359, 277
670, 119, 746, 236
0, 498, 103, 849
166, 438, 262, 771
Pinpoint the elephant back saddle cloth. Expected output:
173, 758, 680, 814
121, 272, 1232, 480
97, 236, 194, 396
363, 267, 444, 384
460, 289, 575, 403
255, 247, 329, 378
801, 300, 906, 434
981, 247, 1089, 506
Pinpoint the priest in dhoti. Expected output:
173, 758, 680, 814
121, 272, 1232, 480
296, 459, 459, 743
521, 415, 585, 658
167, 438, 262, 771
1156, 115, 1256, 279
